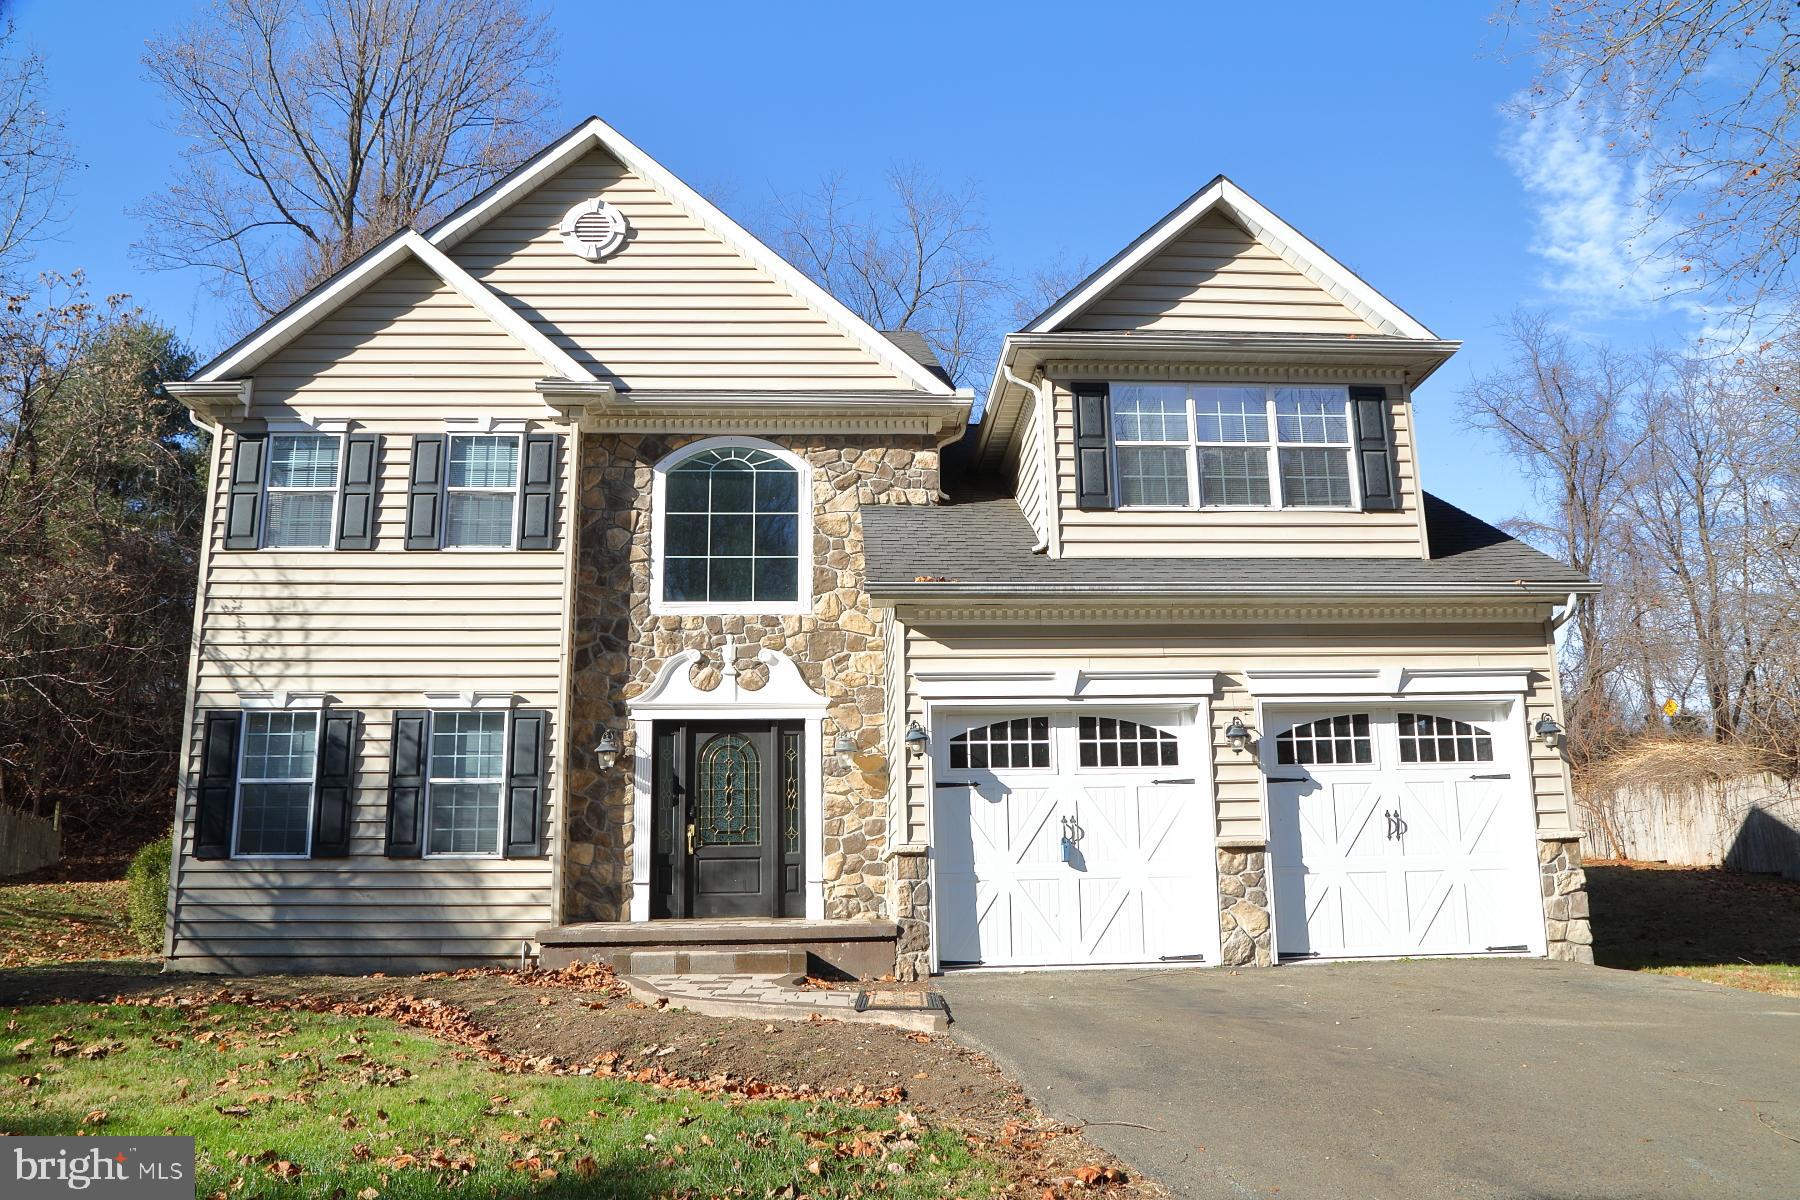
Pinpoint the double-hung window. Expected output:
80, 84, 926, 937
1111, 384, 1359, 510
263, 434, 341, 547
444, 434, 520, 549
425, 711, 508, 856
234, 711, 318, 857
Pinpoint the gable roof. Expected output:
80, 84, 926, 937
1024, 176, 1436, 339
425, 116, 958, 397
861, 493, 1596, 600
193, 230, 591, 384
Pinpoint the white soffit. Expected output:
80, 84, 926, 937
194, 231, 592, 385
425, 116, 958, 399
1023, 176, 1437, 341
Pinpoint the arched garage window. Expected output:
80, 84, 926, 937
1275, 714, 1372, 765
950, 717, 1050, 769
1078, 716, 1178, 767
656, 439, 808, 612
1397, 713, 1493, 763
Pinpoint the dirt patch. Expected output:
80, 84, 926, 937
0, 879, 147, 967
1588, 861, 1800, 970
0, 960, 1165, 1197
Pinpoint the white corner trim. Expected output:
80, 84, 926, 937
1245, 667, 1531, 698
629, 643, 829, 715
915, 667, 1217, 704
425, 117, 956, 397
1024, 177, 1435, 341
422, 690, 520, 710
237, 691, 330, 711
444, 416, 528, 435
193, 231, 594, 386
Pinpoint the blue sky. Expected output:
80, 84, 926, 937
7, 0, 1693, 524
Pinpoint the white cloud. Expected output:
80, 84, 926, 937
1502, 100, 1687, 317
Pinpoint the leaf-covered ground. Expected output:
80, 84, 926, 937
0, 879, 144, 968
0, 998, 1002, 1199
1588, 863, 1800, 997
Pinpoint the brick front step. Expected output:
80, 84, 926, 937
536, 918, 899, 979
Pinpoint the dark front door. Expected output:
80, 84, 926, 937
651, 720, 803, 919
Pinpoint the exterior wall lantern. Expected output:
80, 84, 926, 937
594, 730, 620, 771
904, 721, 929, 757
1534, 714, 1563, 749
1224, 716, 1252, 754
832, 731, 858, 762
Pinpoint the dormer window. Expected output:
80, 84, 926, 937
1108, 383, 1360, 511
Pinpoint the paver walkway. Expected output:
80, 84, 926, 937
625, 972, 947, 1032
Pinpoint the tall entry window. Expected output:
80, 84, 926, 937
656, 440, 807, 612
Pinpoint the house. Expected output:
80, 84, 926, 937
161, 116, 1598, 979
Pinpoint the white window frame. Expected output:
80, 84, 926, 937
1110, 383, 1363, 512
441, 432, 523, 551
260, 431, 344, 550
649, 435, 814, 617
231, 709, 319, 860
422, 709, 509, 860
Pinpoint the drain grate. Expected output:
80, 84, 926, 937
855, 989, 948, 1015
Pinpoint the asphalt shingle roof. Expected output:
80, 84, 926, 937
861, 493, 1595, 598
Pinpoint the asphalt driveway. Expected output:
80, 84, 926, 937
939, 959, 1800, 1199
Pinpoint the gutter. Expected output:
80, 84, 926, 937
866, 580, 1601, 601
1550, 591, 1582, 631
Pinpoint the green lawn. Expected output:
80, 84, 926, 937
1644, 963, 1800, 997
0, 1002, 1000, 1199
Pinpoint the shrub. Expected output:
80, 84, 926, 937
125, 834, 173, 952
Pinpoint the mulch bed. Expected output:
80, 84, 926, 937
0, 959, 1165, 1198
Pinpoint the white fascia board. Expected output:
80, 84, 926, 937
425, 116, 957, 398
194, 232, 592, 385
1024, 176, 1436, 341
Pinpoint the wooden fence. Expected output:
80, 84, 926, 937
0, 803, 61, 877
1579, 774, 1800, 880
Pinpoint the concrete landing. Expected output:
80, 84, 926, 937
537, 918, 899, 979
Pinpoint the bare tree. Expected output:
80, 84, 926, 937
137, 0, 558, 320
0, 23, 75, 286
763, 167, 1010, 387
1461, 311, 1646, 761
1503, 1, 1800, 328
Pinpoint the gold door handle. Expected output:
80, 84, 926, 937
686, 823, 697, 854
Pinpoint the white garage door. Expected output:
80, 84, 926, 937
932, 709, 1215, 968
1266, 706, 1543, 960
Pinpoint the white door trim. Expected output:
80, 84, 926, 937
625, 644, 829, 921
924, 695, 1219, 972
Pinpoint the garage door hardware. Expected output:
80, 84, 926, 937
1485, 944, 1528, 952
1279, 950, 1320, 960
1265, 775, 1309, 783
934, 780, 974, 788
1152, 777, 1195, 785
1158, 953, 1207, 962
1383, 810, 1409, 839
1470, 773, 1512, 780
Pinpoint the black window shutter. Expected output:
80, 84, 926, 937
405, 435, 445, 550
1350, 385, 1400, 511
385, 710, 428, 858
516, 433, 561, 550
223, 434, 266, 549
1073, 383, 1114, 510
336, 434, 381, 550
194, 710, 241, 859
503, 709, 548, 858
311, 710, 358, 857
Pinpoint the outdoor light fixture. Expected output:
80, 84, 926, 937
1534, 714, 1563, 748
1224, 716, 1252, 754
594, 730, 620, 771
904, 721, 929, 756
833, 731, 858, 762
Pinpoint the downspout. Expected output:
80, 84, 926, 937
1000, 361, 1057, 556
1550, 591, 1580, 631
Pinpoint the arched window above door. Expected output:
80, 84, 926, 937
653, 438, 809, 613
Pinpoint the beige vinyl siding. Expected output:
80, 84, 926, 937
1013, 391, 1051, 545
900, 616, 1571, 846
879, 606, 920, 847
1063, 211, 1381, 335
448, 148, 916, 392
168, 271, 568, 970
1052, 382, 1425, 558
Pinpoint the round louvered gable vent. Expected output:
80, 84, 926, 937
559, 197, 629, 261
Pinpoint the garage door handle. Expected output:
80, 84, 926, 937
1470, 773, 1512, 780
1152, 777, 1195, 785
1265, 775, 1308, 783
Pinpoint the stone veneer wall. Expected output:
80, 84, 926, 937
1539, 835, 1595, 963
891, 853, 931, 982
1217, 847, 1274, 966
562, 433, 939, 927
